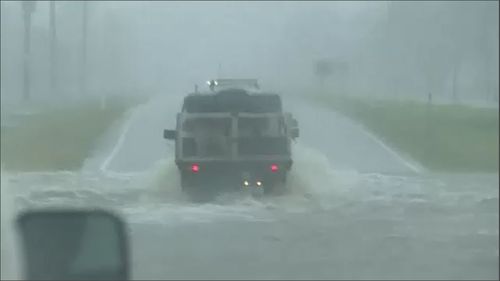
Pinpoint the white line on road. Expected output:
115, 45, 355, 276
357, 126, 424, 174
300, 98, 425, 174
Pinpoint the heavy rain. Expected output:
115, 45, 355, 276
1, 1, 498, 280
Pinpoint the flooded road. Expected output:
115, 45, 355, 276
3, 94, 498, 279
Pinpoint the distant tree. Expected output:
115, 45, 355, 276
80, 1, 88, 96
314, 59, 333, 87
49, 0, 57, 96
386, 1, 498, 103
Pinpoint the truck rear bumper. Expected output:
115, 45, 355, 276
178, 160, 290, 190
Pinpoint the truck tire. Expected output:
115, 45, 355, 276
264, 175, 287, 196
181, 174, 213, 202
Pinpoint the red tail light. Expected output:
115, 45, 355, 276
191, 163, 200, 173
270, 164, 279, 172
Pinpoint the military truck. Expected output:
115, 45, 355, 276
163, 79, 299, 199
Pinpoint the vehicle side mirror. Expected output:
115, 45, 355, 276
287, 117, 299, 139
16, 209, 130, 281
163, 129, 176, 140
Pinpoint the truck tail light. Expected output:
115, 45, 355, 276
270, 164, 279, 172
191, 163, 200, 173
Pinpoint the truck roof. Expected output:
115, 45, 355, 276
182, 89, 282, 113
208, 78, 260, 92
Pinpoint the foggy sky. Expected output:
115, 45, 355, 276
1, 1, 498, 104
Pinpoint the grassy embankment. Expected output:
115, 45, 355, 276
317, 94, 498, 173
1, 97, 141, 171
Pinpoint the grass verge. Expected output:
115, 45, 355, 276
1, 97, 141, 171
317, 94, 498, 173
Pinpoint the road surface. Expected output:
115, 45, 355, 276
84, 93, 422, 175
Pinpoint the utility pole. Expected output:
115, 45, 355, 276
49, 0, 57, 96
22, 1, 36, 102
452, 64, 458, 103
314, 59, 333, 96
80, 1, 88, 96
425, 91, 433, 161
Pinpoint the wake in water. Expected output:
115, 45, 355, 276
131, 142, 367, 215
136, 157, 184, 203
4, 139, 498, 227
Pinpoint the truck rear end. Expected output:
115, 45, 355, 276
165, 112, 294, 198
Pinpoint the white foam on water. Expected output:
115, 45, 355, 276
270, 142, 366, 212
5, 138, 497, 234
118, 142, 371, 225
137, 158, 185, 202
119, 158, 277, 224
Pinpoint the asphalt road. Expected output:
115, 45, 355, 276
93, 93, 421, 175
